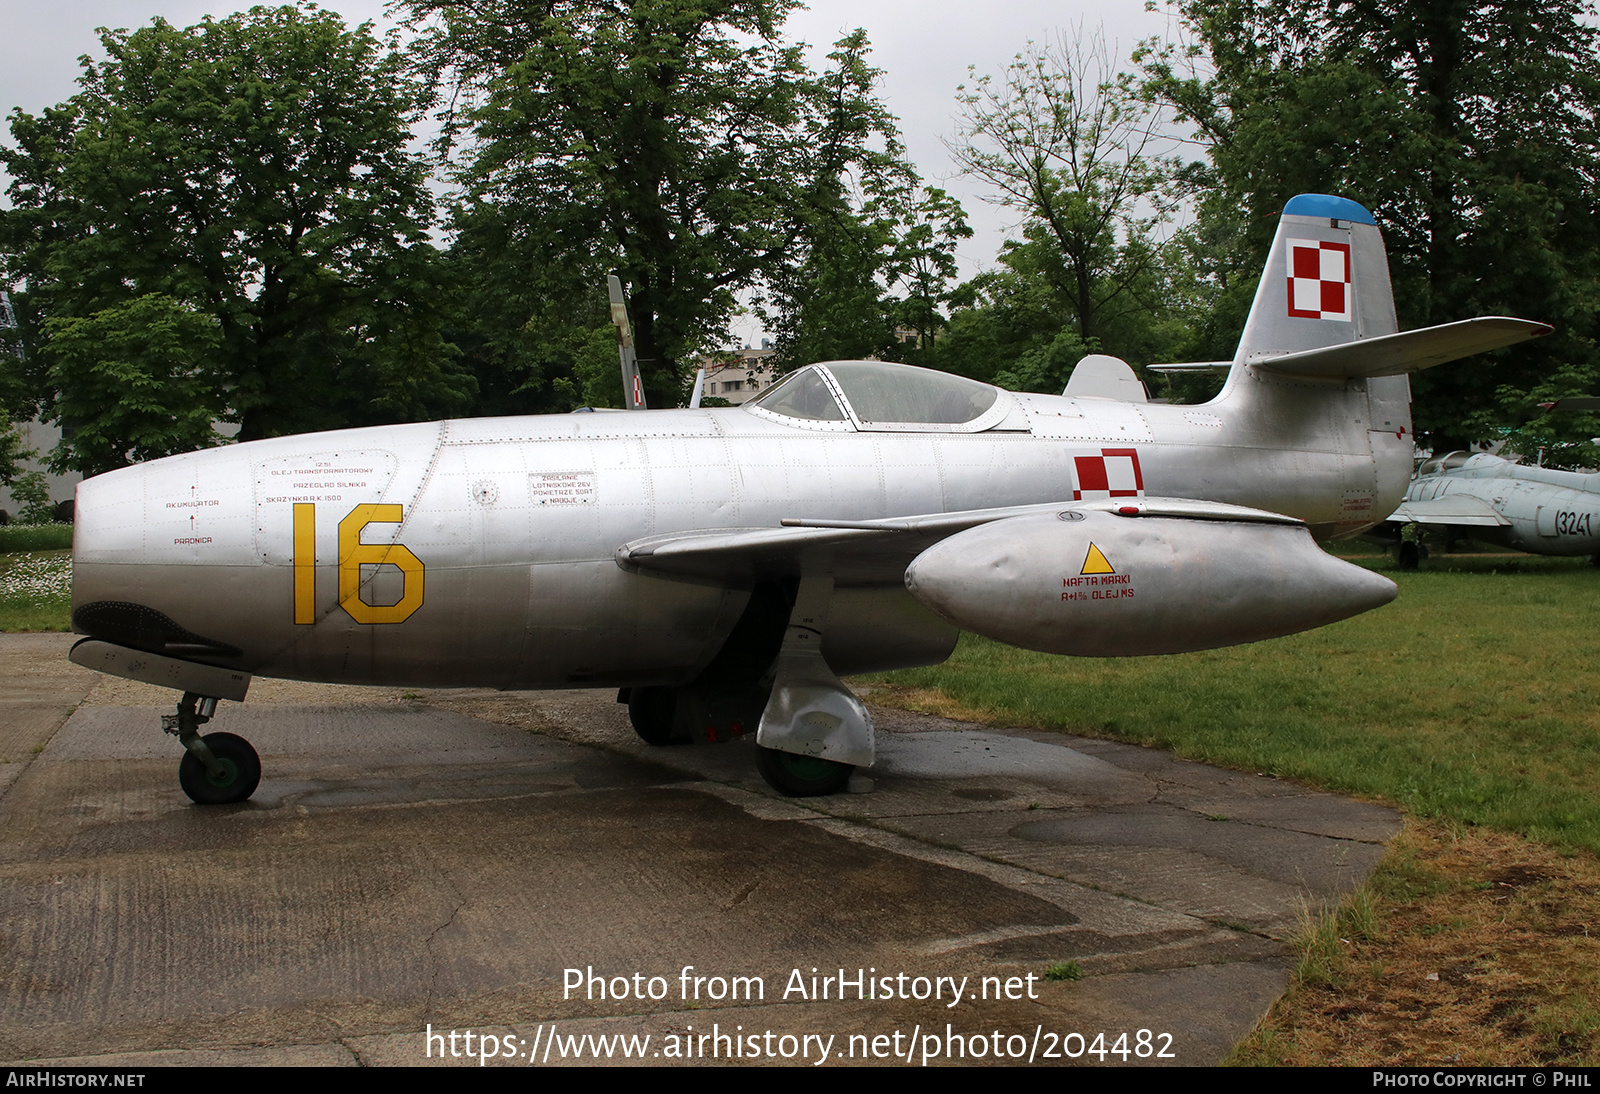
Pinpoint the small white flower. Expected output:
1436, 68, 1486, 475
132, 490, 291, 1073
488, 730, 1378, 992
0, 553, 73, 601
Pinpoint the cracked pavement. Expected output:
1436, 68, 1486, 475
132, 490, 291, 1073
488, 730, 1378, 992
0, 633, 1399, 1066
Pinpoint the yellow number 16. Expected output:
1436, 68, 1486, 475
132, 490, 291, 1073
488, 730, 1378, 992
293, 502, 425, 625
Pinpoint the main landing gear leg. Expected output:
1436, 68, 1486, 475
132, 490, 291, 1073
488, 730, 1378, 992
163, 691, 260, 805
754, 572, 871, 797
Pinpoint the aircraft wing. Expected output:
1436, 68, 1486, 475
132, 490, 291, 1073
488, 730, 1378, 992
617, 497, 1302, 585
1387, 495, 1511, 527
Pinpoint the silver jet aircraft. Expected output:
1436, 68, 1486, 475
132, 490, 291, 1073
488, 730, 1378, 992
1388, 449, 1600, 565
68, 195, 1550, 801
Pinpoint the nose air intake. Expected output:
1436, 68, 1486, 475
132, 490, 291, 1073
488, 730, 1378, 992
71, 600, 243, 659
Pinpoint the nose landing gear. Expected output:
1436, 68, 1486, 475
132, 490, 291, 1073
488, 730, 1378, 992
163, 692, 260, 804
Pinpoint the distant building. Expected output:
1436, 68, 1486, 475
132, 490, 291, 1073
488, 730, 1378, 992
698, 343, 778, 405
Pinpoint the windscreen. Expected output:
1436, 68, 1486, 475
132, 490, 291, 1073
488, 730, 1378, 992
748, 366, 847, 421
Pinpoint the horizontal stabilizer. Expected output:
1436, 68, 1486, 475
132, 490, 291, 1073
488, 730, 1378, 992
1388, 496, 1510, 528
1252, 317, 1551, 379
1538, 396, 1600, 413
1148, 361, 1232, 375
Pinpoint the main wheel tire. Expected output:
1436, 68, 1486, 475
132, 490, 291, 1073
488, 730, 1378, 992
178, 732, 261, 804
627, 686, 683, 745
755, 745, 853, 797
1397, 542, 1420, 570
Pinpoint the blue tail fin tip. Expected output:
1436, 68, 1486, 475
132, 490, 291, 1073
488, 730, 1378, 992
1283, 194, 1376, 225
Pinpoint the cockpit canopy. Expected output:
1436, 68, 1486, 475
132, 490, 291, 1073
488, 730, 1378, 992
1417, 450, 1482, 476
747, 360, 1005, 432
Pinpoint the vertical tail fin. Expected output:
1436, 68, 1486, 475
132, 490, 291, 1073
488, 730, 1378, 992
1214, 194, 1548, 536
1236, 194, 1398, 363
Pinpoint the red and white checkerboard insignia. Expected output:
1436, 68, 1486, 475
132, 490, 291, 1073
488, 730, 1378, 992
1286, 238, 1352, 321
1072, 448, 1145, 502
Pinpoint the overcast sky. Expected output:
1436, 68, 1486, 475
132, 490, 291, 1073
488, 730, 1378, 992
0, 0, 1192, 345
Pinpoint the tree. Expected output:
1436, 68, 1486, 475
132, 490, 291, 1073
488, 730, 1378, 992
0, 418, 28, 491
405, 1, 912, 406
887, 188, 975, 359
437, 200, 617, 413
0, 302, 30, 486
1138, 0, 1600, 449
43, 295, 223, 475
751, 34, 971, 372
933, 219, 1197, 394
0, 5, 472, 469
947, 31, 1183, 351
8, 471, 55, 525
0, 425, 25, 489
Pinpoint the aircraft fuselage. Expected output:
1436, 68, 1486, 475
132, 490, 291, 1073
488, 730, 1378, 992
70, 373, 1408, 691
1406, 458, 1600, 556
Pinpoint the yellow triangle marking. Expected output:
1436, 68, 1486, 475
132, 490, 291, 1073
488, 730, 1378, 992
1081, 543, 1115, 575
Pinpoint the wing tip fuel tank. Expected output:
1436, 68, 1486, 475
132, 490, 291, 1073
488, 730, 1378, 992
904, 510, 1397, 658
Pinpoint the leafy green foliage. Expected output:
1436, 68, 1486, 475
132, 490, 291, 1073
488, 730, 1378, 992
931, 31, 1210, 393
550, 324, 636, 410
948, 33, 1184, 360
7, 472, 54, 525
0, 424, 26, 488
762, 181, 972, 372
438, 201, 615, 415
757, 37, 971, 372
0, 299, 35, 486
407, 1, 930, 404
42, 295, 224, 475
1, 5, 470, 467
1140, 0, 1600, 448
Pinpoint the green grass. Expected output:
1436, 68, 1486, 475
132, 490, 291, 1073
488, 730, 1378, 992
0, 524, 73, 552
871, 552, 1600, 854
0, 548, 72, 631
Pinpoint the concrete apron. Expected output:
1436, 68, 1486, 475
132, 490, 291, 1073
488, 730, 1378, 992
0, 634, 1399, 1067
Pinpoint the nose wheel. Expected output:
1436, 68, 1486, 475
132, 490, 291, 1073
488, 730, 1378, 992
164, 692, 260, 804
178, 732, 261, 804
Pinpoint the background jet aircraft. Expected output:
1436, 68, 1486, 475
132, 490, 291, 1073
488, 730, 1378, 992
1387, 450, 1600, 566
67, 195, 1549, 801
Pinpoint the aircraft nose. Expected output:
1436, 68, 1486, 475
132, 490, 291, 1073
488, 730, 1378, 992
72, 449, 261, 662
